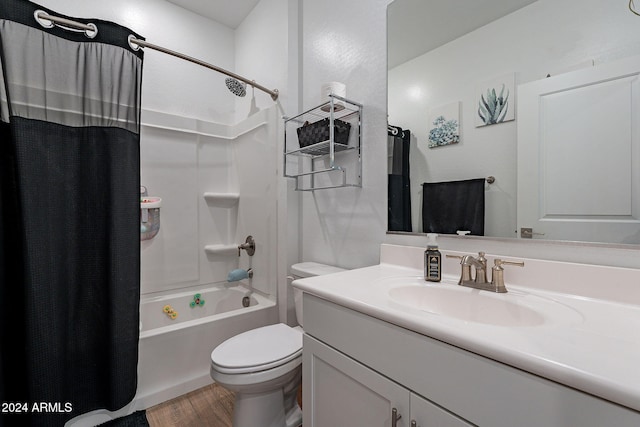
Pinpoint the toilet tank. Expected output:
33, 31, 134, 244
291, 262, 346, 328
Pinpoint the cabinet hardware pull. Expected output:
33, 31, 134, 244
392, 407, 402, 427
520, 227, 545, 239
411, 421, 417, 427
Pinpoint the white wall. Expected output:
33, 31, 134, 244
233, 0, 298, 323
297, 0, 640, 270
234, 0, 290, 122
388, 0, 640, 238
297, 0, 391, 269
33, 0, 238, 123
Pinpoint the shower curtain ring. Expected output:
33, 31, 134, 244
128, 35, 141, 52
34, 10, 98, 39
84, 23, 98, 39
34, 10, 54, 28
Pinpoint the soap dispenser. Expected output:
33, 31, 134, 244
424, 233, 441, 282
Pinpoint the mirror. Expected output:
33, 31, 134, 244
387, 0, 640, 245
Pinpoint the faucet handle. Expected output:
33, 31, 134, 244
494, 259, 525, 268
238, 235, 256, 257
491, 258, 524, 293
445, 254, 463, 262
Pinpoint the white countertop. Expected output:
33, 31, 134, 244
292, 245, 640, 413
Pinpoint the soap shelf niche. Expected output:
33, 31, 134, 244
284, 94, 362, 191
203, 192, 239, 257
204, 244, 238, 257
203, 192, 239, 208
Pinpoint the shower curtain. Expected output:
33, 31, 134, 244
0, 1, 144, 425
388, 125, 412, 232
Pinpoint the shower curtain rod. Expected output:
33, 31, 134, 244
34, 10, 280, 101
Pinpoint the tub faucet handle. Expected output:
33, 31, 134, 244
238, 235, 256, 257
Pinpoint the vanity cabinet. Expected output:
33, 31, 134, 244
302, 293, 640, 427
410, 393, 472, 427
304, 333, 471, 427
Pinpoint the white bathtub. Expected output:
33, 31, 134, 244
66, 283, 277, 427
135, 284, 278, 408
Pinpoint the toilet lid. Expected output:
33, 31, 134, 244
211, 323, 302, 373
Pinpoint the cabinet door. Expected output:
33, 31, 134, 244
303, 334, 410, 427
410, 393, 474, 427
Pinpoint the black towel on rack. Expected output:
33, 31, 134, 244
422, 178, 485, 235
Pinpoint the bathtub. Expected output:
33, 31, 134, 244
135, 284, 277, 408
66, 283, 277, 427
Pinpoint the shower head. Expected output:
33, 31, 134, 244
225, 77, 247, 97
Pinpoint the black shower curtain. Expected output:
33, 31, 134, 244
388, 125, 412, 232
0, 1, 144, 425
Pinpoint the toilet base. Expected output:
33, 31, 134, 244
285, 404, 302, 427
232, 388, 301, 427
221, 365, 302, 427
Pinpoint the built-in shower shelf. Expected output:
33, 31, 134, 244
203, 192, 240, 207
204, 244, 237, 256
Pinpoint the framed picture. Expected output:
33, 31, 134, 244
427, 101, 460, 148
475, 73, 515, 127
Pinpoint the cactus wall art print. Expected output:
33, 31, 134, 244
427, 101, 460, 148
475, 73, 515, 127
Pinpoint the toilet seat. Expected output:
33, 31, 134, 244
211, 323, 302, 374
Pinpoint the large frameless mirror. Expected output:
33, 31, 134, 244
387, 0, 640, 246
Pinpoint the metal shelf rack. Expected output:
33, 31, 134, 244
284, 94, 362, 191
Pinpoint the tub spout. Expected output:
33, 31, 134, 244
227, 268, 253, 282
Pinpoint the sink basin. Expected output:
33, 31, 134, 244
378, 277, 582, 327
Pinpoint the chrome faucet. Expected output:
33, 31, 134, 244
447, 252, 524, 293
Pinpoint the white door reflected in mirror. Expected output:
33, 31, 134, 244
517, 55, 640, 245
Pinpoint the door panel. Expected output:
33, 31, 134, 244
303, 334, 409, 427
517, 55, 640, 243
411, 393, 474, 427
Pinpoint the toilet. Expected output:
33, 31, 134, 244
210, 262, 346, 427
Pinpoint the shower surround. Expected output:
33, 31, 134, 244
137, 106, 280, 395
66, 106, 280, 427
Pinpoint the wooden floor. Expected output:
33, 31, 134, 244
145, 383, 235, 427
145, 382, 302, 426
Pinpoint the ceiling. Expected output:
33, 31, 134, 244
387, 0, 539, 69
166, 0, 261, 28
167, 0, 538, 65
